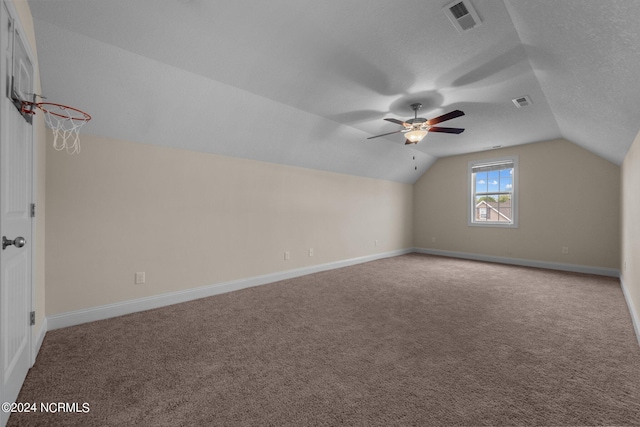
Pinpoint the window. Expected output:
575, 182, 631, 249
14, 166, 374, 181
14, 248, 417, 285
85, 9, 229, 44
468, 156, 517, 227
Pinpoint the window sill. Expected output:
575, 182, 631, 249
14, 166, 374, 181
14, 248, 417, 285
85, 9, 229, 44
468, 222, 518, 228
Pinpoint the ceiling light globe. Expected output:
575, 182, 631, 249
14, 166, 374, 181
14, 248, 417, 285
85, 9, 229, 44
405, 130, 428, 143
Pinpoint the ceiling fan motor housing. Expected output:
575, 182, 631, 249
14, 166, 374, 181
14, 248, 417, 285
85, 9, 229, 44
406, 103, 428, 129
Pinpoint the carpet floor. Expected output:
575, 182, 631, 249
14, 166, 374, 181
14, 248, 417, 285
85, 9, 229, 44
8, 254, 640, 426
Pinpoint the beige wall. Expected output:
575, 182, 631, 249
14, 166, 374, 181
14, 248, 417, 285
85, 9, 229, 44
45, 134, 413, 315
414, 139, 620, 269
621, 129, 640, 337
11, 0, 47, 333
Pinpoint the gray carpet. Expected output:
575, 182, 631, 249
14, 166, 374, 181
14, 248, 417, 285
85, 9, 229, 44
9, 254, 640, 426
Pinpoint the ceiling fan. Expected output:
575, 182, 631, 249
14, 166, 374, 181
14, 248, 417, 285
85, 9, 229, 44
367, 103, 465, 145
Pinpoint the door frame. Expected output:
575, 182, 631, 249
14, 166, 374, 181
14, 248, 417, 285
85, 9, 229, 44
0, 0, 36, 413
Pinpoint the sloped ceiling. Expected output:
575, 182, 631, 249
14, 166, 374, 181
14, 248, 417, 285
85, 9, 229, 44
26, 0, 640, 184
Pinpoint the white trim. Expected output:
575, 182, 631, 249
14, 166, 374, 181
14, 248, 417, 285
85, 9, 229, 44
468, 155, 518, 228
32, 317, 47, 365
620, 276, 640, 346
29, 67, 38, 372
414, 247, 620, 277
47, 249, 413, 330
39, 248, 638, 352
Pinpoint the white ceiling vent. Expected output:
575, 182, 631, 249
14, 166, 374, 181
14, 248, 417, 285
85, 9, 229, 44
444, 0, 482, 33
512, 95, 533, 108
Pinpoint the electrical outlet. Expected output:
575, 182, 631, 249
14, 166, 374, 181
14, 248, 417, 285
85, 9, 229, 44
375, 240, 378, 247
308, 248, 314, 257
284, 251, 290, 260
562, 247, 569, 254
135, 272, 145, 284
432, 237, 436, 243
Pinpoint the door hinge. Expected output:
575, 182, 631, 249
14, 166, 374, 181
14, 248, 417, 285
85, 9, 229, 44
30, 311, 35, 326
30, 203, 36, 218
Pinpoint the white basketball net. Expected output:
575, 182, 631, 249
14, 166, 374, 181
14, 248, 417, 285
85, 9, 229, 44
40, 105, 90, 155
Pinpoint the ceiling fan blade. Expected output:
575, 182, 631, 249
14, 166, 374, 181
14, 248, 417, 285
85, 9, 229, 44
428, 126, 465, 134
384, 118, 407, 126
366, 129, 405, 140
427, 110, 465, 125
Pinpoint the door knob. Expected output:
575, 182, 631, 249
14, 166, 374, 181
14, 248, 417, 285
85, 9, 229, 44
2, 236, 26, 250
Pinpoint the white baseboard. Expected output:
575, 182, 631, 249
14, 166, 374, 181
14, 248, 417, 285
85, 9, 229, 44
40, 248, 638, 351
32, 317, 47, 365
47, 248, 413, 331
620, 276, 640, 346
414, 247, 620, 277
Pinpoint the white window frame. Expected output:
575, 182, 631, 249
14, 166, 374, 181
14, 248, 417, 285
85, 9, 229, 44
468, 155, 518, 228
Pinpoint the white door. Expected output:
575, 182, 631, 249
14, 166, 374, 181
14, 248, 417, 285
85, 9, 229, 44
0, 2, 34, 426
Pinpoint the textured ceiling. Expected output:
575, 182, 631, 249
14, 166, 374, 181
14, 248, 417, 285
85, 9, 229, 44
26, 0, 639, 183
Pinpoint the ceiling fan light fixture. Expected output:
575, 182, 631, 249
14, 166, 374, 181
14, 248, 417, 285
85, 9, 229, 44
405, 129, 428, 143
367, 104, 464, 143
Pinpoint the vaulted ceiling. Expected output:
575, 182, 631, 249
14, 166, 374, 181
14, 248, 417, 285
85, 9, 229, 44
27, 0, 640, 184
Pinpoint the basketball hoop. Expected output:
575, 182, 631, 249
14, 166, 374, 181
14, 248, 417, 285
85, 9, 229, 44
20, 101, 91, 154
